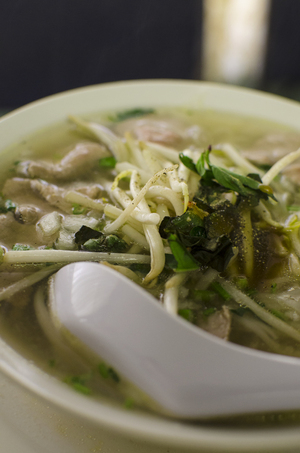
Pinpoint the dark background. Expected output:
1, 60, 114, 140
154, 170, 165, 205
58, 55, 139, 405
0, 0, 300, 109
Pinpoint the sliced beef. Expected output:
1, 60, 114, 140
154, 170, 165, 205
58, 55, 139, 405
3, 178, 72, 214
199, 306, 231, 340
16, 142, 110, 181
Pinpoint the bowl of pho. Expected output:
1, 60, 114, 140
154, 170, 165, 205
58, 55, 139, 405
1, 80, 300, 451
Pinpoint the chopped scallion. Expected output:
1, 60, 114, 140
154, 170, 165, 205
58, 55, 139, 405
99, 156, 117, 168
203, 307, 217, 317
210, 281, 231, 301
98, 363, 120, 383
178, 308, 194, 323
190, 289, 215, 303
124, 397, 134, 409
72, 204, 87, 215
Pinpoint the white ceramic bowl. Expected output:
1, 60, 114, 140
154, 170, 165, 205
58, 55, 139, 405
1, 80, 300, 453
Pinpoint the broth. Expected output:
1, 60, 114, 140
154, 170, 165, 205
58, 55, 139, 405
1, 107, 300, 411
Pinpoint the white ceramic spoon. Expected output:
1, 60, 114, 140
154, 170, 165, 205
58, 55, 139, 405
50, 261, 300, 418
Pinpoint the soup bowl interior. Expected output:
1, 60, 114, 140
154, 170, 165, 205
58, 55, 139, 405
1, 80, 300, 452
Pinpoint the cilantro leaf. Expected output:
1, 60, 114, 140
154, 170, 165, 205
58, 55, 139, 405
12, 244, 34, 251
0, 197, 17, 213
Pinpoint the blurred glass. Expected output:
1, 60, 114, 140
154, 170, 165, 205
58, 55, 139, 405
201, 0, 271, 87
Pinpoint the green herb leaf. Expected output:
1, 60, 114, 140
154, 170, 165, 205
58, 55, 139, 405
75, 225, 102, 245
210, 281, 231, 301
75, 226, 128, 253
178, 308, 194, 323
182, 148, 276, 203
83, 235, 128, 253
5, 199, 17, 211
168, 234, 199, 272
160, 205, 235, 272
109, 108, 155, 122
98, 363, 110, 379
99, 156, 117, 168
271, 283, 277, 293
71, 382, 91, 395
124, 397, 135, 409
203, 307, 217, 317
64, 375, 92, 395
72, 204, 87, 215
190, 289, 215, 303
98, 363, 120, 382
0, 197, 17, 213
108, 367, 120, 383
12, 244, 34, 251
235, 277, 249, 290
179, 153, 197, 173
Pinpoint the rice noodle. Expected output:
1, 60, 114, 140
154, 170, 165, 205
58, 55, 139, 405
142, 141, 180, 163
263, 148, 300, 185
219, 277, 300, 342
216, 143, 262, 176
164, 273, 187, 315
104, 165, 178, 234
156, 203, 170, 222
115, 162, 151, 184
3, 250, 151, 265
69, 115, 129, 161
121, 224, 149, 250
104, 204, 144, 234
65, 190, 106, 211
142, 148, 164, 175
129, 170, 165, 283
124, 132, 148, 170
145, 186, 184, 216
112, 187, 160, 225
233, 314, 281, 353
0, 264, 61, 302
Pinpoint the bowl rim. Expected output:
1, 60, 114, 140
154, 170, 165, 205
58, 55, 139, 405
1, 79, 300, 452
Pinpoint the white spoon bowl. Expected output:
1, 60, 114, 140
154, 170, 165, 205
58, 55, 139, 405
50, 261, 300, 418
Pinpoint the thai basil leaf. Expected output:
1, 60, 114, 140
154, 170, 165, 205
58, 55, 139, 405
75, 225, 128, 253
191, 235, 235, 272
104, 235, 128, 252
159, 209, 206, 248
179, 153, 197, 173
160, 206, 235, 272
181, 148, 276, 202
